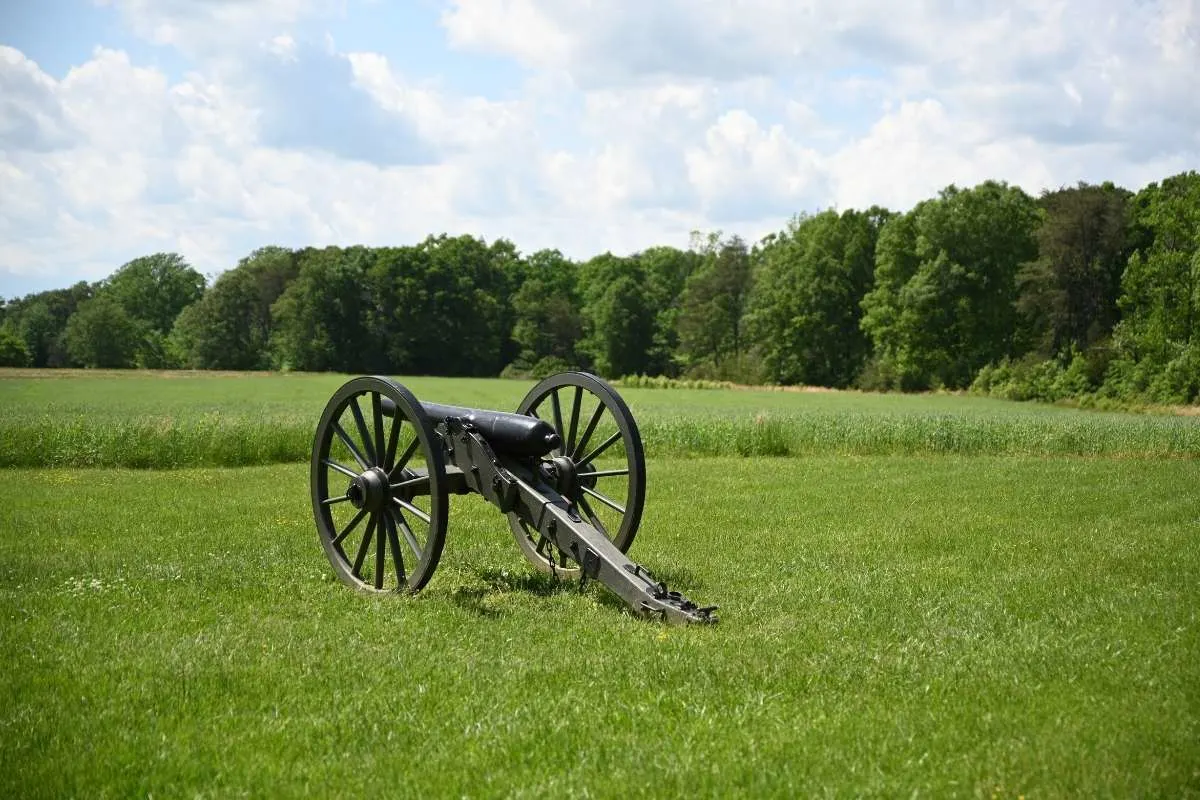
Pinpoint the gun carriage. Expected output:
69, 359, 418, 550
310, 372, 717, 625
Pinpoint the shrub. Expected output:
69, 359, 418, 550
971, 355, 1091, 404
1052, 352, 1093, 399
855, 357, 901, 392
1147, 344, 1200, 405
529, 355, 573, 380
499, 357, 533, 380
613, 374, 733, 390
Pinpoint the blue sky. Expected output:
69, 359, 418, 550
1, 0, 1197, 297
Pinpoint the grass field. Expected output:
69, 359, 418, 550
1, 371, 1198, 797
2, 370, 1199, 467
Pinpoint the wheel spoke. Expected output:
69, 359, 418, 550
334, 423, 370, 471
570, 402, 606, 461
333, 508, 368, 547
393, 510, 424, 560
352, 514, 377, 578
321, 494, 351, 506
388, 437, 421, 481
384, 414, 402, 473
374, 513, 386, 590
390, 475, 429, 492
323, 458, 359, 480
577, 495, 610, 539
371, 392, 386, 470
579, 430, 621, 466
580, 485, 625, 514
566, 386, 582, 456
349, 397, 377, 466
383, 510, 406, 585
583, 468, 629, 479
392, 496, 431, 525
549, 390, 565, 457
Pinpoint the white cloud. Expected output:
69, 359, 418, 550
59, 48, 180, 153
0, 46, 77, 152
345, 51, 532, 152
442, 0, 1199, 145
1, 0, 1198, 295
95, 0, 338, 54
438, 0, 1051, 83
686, 110, 826, 220
828, 99, 1051, 212
264, 33, 299, 62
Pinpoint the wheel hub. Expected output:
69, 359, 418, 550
347, 467, 390, 512
540, 455, 580, 497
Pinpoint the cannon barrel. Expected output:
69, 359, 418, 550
422, 402, 561, 457
381, 397, 561, 457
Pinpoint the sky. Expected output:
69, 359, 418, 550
1, 0, 1197, 298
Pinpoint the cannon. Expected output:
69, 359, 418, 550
309, 371, 717, 624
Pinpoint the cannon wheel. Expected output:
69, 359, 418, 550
311, 376, 448, 594
507, 371, 646, 576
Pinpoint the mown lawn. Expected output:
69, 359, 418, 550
2, 456, 1197, 798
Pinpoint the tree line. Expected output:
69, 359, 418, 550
2, 171, 1197, 405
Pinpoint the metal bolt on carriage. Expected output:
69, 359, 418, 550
309, 371, 717, 625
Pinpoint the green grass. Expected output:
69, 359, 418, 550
2, 457, 1197, 797
3, 370, 1199, 467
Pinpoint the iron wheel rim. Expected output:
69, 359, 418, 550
310, 376, 448, 594
506, 371, 646, 576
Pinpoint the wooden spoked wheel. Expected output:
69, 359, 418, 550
507, 372, 646, 576
310, 376, 448, 593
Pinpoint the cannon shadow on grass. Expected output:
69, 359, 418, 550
449, 562, 707, 620
448, 568, 571, 619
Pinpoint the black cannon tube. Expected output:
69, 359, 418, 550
380, 397, 561, 458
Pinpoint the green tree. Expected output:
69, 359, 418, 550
1017, 182, 1132, 358
676, 233, 755, 379
7, 282, 94, 367
639, 246, 703, 376
101, 253, 206, 334
1111, 171, 1200, 402
576, 253, 656, 378
747, 208, 889, 387
584, 273, 652, 378
860, 213, 922, 388
16, 301, 60, 367
267, 236, 515, 375
509, 249, 582, 369
860, 182, 1041, 389
486, 238, 525, 370
98, 253, 205, 367
408, 235, 510, 376
362, 244, 431, 373
172, 247, 299, 370
64, 296, 140, 368
270, 246, 374, 372
0, 325, 31, 366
